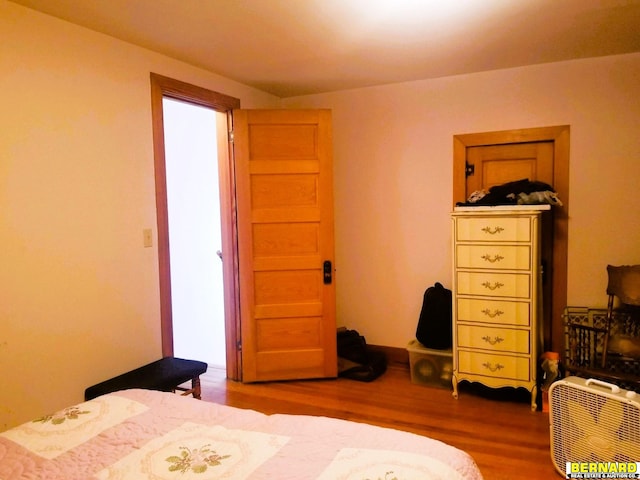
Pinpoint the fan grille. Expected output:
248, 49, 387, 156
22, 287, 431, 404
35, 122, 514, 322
550, 379, 640, 475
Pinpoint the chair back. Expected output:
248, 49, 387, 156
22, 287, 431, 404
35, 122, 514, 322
607, 265, 640, 306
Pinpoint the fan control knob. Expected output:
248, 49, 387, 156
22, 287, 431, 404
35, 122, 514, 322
625, 391, 637, 399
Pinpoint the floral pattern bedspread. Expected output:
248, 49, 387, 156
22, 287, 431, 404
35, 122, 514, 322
0, 389, 483, 479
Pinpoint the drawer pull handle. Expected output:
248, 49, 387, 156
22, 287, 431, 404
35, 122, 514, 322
482, 335, 504, 345
481, 226, 504, 235
481, 254, 504, 263
482, 281, 504, 291
482, 362, 504, 372
481, 308, 504, 318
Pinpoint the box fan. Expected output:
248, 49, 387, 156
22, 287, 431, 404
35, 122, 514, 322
549, 376, 640, 476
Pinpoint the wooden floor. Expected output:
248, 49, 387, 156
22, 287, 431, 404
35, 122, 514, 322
199, 363, 559, 479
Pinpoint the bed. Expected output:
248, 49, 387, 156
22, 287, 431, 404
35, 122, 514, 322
0, 389, 483, 479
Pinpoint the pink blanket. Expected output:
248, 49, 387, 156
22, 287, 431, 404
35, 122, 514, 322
0, 389, 483, 479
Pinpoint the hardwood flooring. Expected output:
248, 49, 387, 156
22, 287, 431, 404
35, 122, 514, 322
199, 363, 558, 479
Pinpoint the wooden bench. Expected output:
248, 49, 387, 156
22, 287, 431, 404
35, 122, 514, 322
84, 357, 208, 401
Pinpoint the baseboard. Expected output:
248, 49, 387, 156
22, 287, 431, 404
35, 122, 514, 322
367, 344, 409, 367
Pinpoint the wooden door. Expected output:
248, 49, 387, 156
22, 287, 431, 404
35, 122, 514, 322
234, 109, 337, 382
465, 141, 555, 349
453, 126, 570, 354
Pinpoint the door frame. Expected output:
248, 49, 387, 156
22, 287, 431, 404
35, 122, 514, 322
452, 125, 570, 354
150, 73, 242, 380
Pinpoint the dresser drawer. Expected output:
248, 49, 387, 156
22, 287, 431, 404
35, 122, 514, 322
457, 325, 529, 354
455, 216, 531, 242
457, 350, 531, 381
456, 245, 531, 270
456, 271, 531, 298
456, 298, 530, 326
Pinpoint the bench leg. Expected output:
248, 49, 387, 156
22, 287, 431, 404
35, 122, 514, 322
191, 376, 201, 400
174, 375, 202, 400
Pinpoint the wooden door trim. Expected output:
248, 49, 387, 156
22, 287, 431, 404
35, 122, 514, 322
150, 73, 241, 379
453, 125, 570, 354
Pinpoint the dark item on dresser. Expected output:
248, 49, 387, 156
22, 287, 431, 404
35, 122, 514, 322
416, 282, 453, 350
84, 356, 208, 401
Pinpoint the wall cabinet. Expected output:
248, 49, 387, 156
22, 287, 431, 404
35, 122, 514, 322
451, 206, 549, 411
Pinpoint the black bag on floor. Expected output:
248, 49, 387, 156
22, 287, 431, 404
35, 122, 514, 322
337, 328, 387, 382
415, 282, 452, 350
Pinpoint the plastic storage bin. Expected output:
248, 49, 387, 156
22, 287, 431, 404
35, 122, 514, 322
407, 339, 453, 389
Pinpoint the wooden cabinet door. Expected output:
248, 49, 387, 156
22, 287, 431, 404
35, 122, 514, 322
234, 109, 337, 382
466, 142, 554, 194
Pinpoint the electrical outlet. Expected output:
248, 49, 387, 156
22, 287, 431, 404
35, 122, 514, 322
143, 228, 153, 248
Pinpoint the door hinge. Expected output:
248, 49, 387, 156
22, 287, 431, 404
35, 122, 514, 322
465, 161, 475, 177
228, 130, 234, 143
236, 339, 242, 351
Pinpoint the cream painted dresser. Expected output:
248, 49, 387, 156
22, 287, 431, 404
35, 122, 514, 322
451, 205, 549, 411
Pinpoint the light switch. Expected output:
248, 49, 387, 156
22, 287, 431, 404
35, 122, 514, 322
143, 228, 153, 248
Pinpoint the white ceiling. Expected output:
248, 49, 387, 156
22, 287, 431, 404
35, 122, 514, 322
10, 0, 640, 97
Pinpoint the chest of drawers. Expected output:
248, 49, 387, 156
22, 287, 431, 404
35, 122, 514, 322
451, 206, 548, 411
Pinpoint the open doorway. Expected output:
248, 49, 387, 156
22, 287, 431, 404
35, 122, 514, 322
162, 98, 225, 368
150, 73, 241, 380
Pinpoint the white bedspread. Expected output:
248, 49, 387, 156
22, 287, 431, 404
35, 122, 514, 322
0, 389, 483, 479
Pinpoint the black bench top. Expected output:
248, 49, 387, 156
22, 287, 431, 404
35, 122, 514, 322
85, 357, 208, 400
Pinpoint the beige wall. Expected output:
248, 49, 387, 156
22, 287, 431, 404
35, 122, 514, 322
0, 1, 280, 429
283, 53, 640, 350
2, 0, 640, 431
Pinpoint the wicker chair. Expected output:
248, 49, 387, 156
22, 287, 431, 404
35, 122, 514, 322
564, 265, 640, 390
